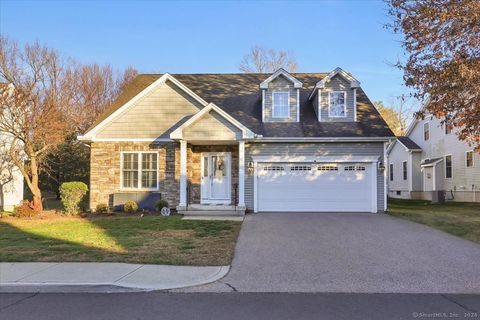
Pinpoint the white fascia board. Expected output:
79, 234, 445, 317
80, 73, 209, 140
252, 137, 394, 142
251, 155, 379, 163
170, 103, 255, 140
77, 136, 172, 142
259, 68, 302, 89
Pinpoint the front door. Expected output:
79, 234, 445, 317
201, 153, 231, 203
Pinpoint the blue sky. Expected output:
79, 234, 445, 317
0, 0, 413, 107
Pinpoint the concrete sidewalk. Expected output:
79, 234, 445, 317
0, 262, 229, 293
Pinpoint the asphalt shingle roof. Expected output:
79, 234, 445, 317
396, 136, 422, 151
86, 73, 395, 138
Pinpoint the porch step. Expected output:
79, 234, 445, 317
187, 204, 239, 211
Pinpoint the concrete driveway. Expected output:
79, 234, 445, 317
180, 212, 480, 293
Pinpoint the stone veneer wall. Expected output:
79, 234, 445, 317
89, 142, 239, 210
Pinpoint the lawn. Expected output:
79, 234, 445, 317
0, 215, 241, 266
388, 198, 480, 244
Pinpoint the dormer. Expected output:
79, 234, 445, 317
260, 69, 302, 123
309, 67, 361, 122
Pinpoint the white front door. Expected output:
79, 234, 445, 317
201, 153, 231, 203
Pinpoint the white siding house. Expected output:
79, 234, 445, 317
387, 115, 480, 202
0, 133, 24, 211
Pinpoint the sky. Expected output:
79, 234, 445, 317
0, 0, 415, 108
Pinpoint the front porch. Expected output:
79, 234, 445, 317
170, 103, 253, 216
176, 142, 246, 216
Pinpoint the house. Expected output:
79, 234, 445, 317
0, 84, 24, 211
0, 135, 24, 211
78, 68, 395, 215
387, 112, 480, 202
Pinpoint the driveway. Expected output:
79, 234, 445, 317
180, 212, 480, 293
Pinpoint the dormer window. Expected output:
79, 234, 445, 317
329, 91, 346, 117
272, 92, 289, 118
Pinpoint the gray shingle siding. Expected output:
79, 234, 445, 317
245, 142, 385, 212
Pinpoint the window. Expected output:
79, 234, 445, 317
445, 155, 452, 178
329, 91, 346, 117
402, 161, 407, 180
290, 165, 311, 171
264, 165, 285, 171
317, 165, 338, 171
423, 122, 430, 141
466, 151, 474, 168
389, 164, 394, 181
344, 165, 366, 171
445, 123, 452, 135
122, 152, 158, 189
272, 92, 289, 118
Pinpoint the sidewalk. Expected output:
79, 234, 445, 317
0, 262, 229, 293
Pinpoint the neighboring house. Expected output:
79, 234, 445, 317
78, 68, 394, 215
0, 84, 24, 211
387, 113, 480, 202
0, 136, 24, 211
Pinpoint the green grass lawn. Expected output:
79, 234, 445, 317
0, 215, 241, 266
388, 198, 480, 244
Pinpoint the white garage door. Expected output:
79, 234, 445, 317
257, 162, 375, 212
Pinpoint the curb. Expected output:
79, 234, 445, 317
0, 264, 230, 293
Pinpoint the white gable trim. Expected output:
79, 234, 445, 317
259, 68, 302, 89
309, 67, 360, 100
170, 103, 255, 140
78, 73, 209, 140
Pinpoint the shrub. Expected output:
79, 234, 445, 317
15, 201, 41, 218
123, 201, 138, 213
59, 182, 88, 215
95, 203, 109, 214
156, 199, 169, 211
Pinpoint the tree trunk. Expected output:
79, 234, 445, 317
30, 156, 43, 211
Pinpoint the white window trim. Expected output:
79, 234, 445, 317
465, 150, 475, 168
272, 91, 290, 118
423, 122, 430, 141
120, 151, 159, 191
328, 91, 347, 118
402, 160, 407, 181
444, 154, 453, 179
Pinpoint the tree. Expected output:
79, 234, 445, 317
374, 101, 407, 136
0, 37, 72, 210
387, 0, 480, 149
41, 64, 138, 196
239, 45, 298, 73
0, 36, 138, 209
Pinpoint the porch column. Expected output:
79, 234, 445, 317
238, 140, 245, 207
179, 140, 187, 208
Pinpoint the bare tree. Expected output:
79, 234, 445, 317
0, 36, 73, 210
239, 45, 298, 73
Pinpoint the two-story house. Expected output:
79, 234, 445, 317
387, 112, 480, 202
78, 68, 395, 215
